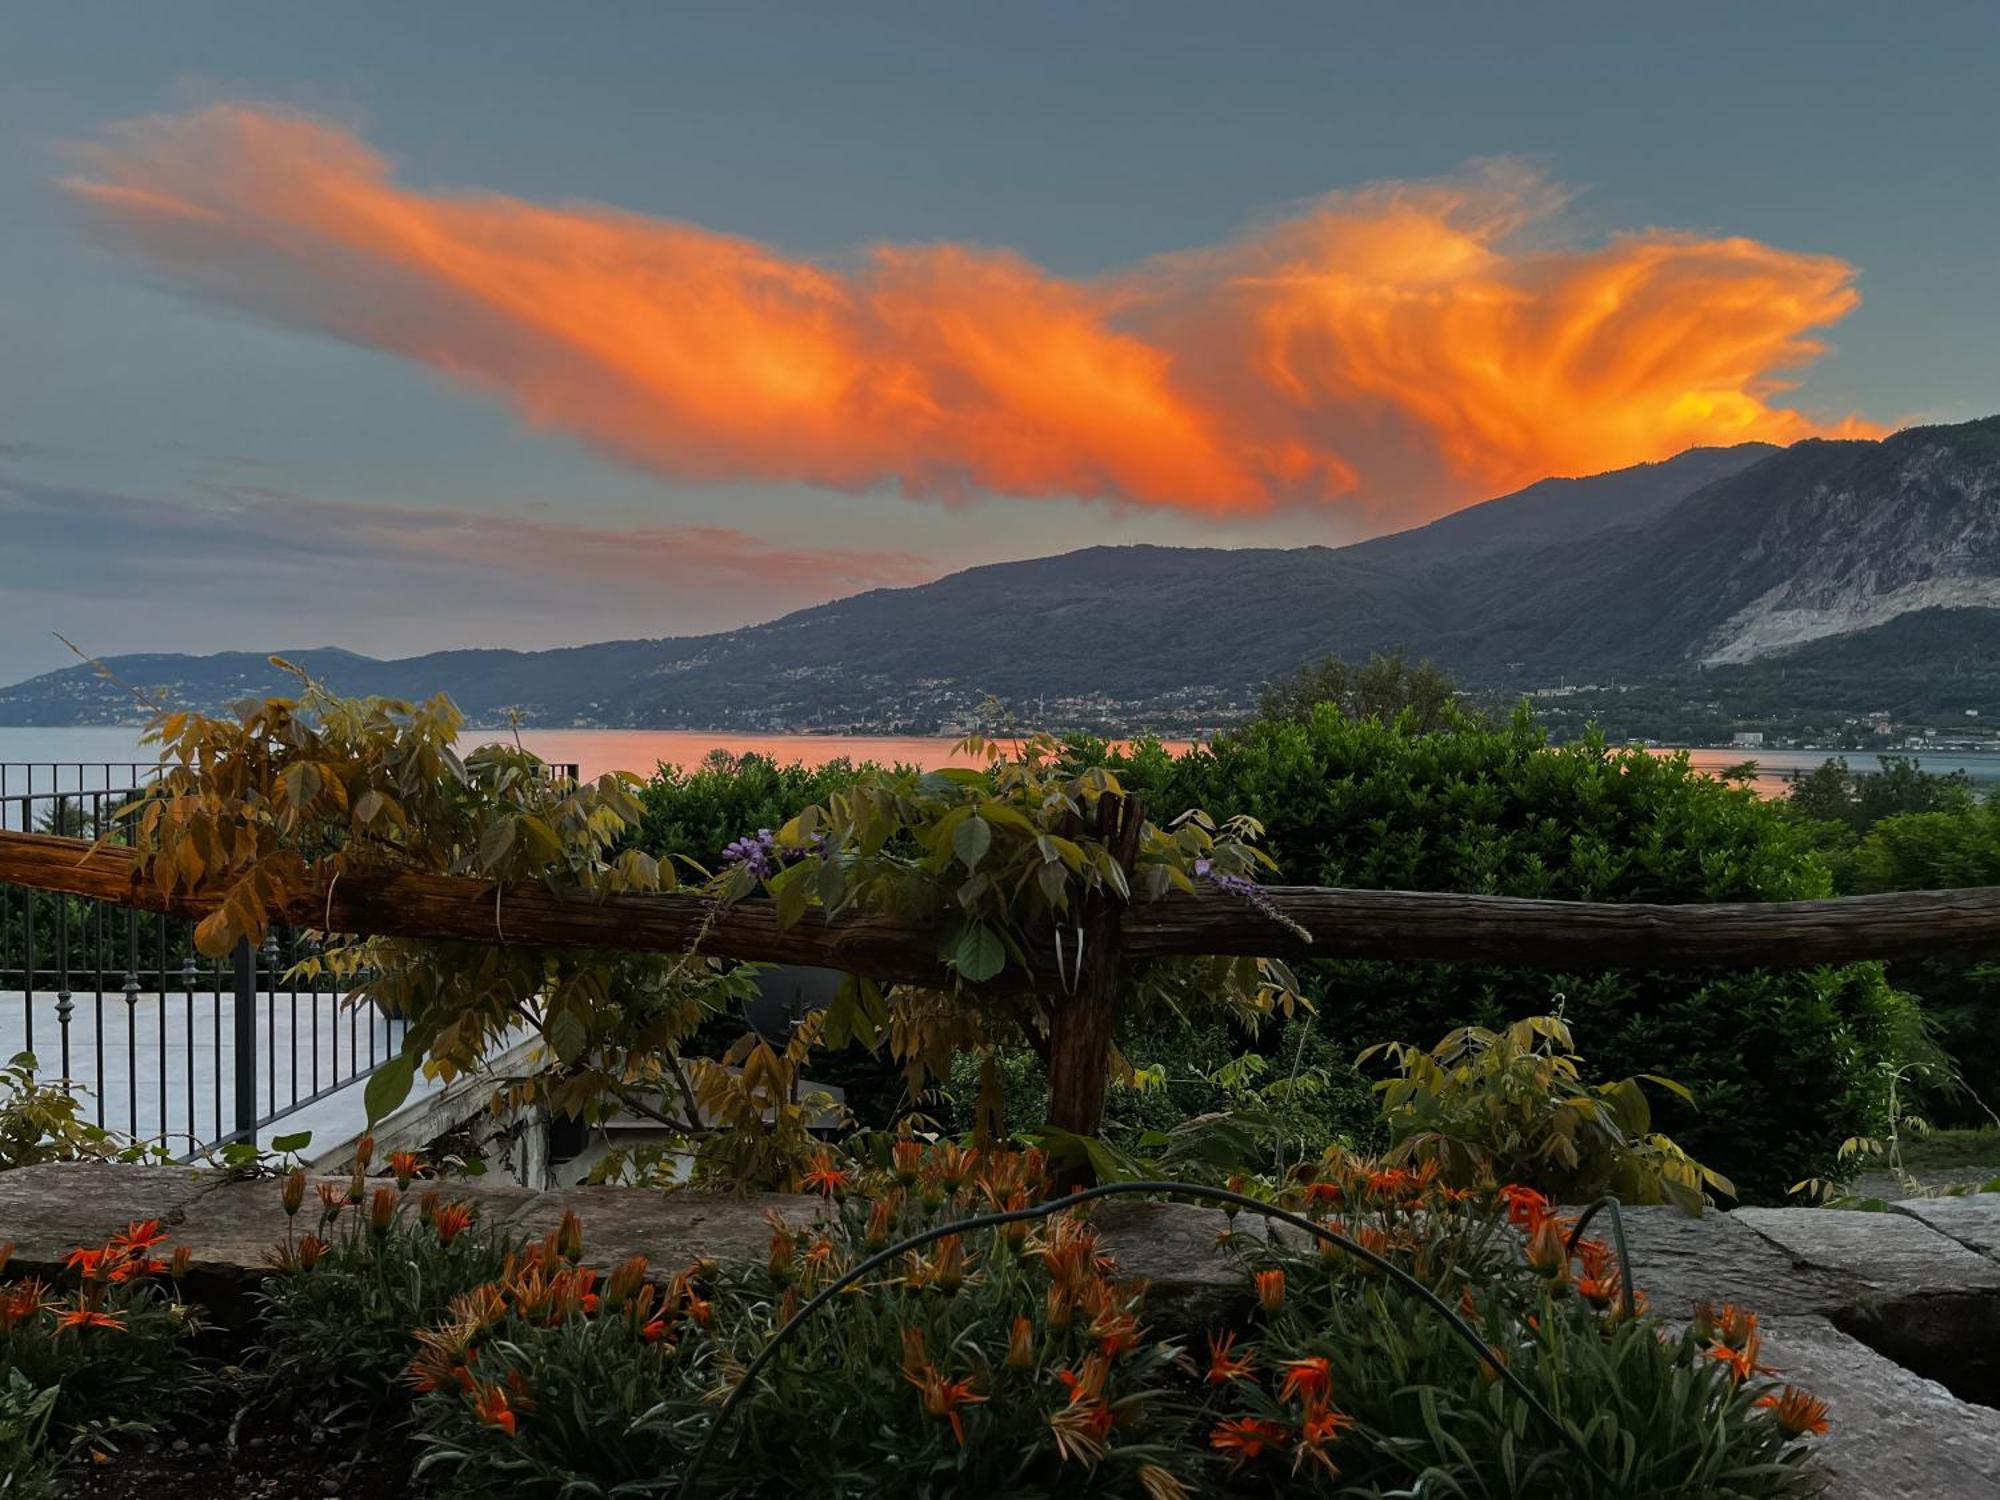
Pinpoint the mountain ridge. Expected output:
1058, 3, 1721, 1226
6, 424, 1999, 731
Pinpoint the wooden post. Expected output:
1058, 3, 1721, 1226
1042, 794, 1142, 1159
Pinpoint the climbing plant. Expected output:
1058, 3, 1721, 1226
107, 676, 1297, 1185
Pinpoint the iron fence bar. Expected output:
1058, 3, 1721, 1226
232, 938, 256, 1144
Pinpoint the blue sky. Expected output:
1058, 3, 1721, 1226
3, 2, 1997, 681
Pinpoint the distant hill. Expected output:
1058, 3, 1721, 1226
6, 422, 1999, 731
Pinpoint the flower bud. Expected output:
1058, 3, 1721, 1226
1255, 1268, 1285, 1313
556, 1209, 585, 1266
353, 1134, 375, 1173
298, 1233, 326, 1271
369, 1186, 397, 1235
1006, 1315, 1035, 1369
280, 1168, 306, 1218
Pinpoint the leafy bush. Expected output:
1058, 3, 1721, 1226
1845, 802, 2000, 1124
625, 750, 875, 870
0, 1221, 206, 1490
1365, 1014, 1732, 1211
1114, 708, 1920, 1201
0, 1053, 163, 1172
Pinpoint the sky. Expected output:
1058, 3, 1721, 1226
4, 2, 1998, 682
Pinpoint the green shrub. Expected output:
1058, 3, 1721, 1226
1111, 708, 1919, 1202
625, 751, 875, 869
1366, 1014, 1732, 1211
1847, 802, 2000, 1122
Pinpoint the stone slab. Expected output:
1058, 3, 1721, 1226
1891, 1194, 2000, 1264
1759, 1316, 2000, 1500
1616, 1205, 1858, 1320
1734, 1205, 2000, 1302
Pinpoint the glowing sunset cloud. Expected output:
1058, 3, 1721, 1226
67, 106, 1881, 520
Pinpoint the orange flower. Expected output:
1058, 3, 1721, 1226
891, 1138, 923, 1185
1210, 1416, 1288, 1466
1707, 1330, 1769, 1384
907, 1364, 985, 1444
1295, 1400, 1353, 1475
934, 1143, 980, 1191
800, 1150, 852, 1199
389, 1151, 422, 1189
1757, 1385, 1831, 1438
64, 1246, 108, 1280
297, 1233, 328, 1271
1049, 1355, 1115, 1462
1499, 1184, 1552, 1232
639, 1317, 669, 1343
369, 1186, 397, 1234
434, 1203, 475, 1246
1089, 1302, 1141, 1359
1255, 1268, 1285, 1313
1277, 1356, 1333, 1406
316, 1182, 347, 1215
54, 1308, 127, 1334
280, 1169, 306, 1218
1206, 1330, 1254, 1385
471, 1380, 517, 1436
113, 1219, 167, 1252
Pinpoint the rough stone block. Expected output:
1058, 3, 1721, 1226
1759, 1315, 2000, 1500
1616, 1205, 1857, 1320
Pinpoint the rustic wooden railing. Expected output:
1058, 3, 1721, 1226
10, 826, 2000, 978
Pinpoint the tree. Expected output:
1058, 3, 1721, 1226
1784, 755, 1976, 837
1256, 650, 1464, 732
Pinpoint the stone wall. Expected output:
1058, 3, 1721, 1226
3, 1163, 1997, 1497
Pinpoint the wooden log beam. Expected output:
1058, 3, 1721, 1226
7, 827, 2000, 977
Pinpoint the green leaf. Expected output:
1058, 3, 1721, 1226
477, 816, 518, 870
952, 815, 992, 872
270, 1130, 313, 1155
546, 1007, 589, 1063
953, 923, 1006, 982
364, 1053, 416, 1126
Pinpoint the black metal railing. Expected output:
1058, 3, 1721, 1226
1, 759, 577, 1157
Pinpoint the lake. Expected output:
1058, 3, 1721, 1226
6, 726, 2000, 801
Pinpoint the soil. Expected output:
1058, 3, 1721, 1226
66, 1408, 418, 1500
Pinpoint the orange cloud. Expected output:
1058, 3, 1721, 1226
66, 106, 1882, 521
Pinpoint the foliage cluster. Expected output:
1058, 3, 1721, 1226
1097, 707, 1921, 1201
0, 1052, 164, 1172
1366, 1015, 1732, 1212
1783, 762, 2000, 1128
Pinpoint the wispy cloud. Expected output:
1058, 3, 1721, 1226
0, 472, 934, 679
66, 106, 1881, 524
